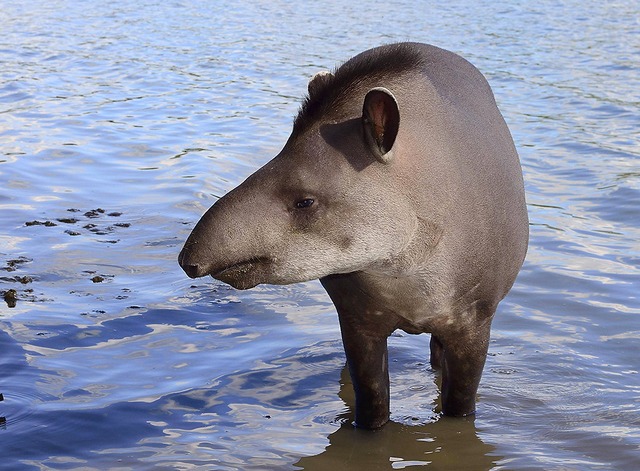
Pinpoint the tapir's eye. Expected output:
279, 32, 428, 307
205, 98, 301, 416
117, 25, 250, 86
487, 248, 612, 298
295, 198, 315, 209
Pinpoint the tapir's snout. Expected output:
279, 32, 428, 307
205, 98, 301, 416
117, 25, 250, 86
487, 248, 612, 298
178, 244, 208, 279
178, 241, 267, 290
178, 196, 237, 281
178, 198, 272, 290
179, 258, 204, 279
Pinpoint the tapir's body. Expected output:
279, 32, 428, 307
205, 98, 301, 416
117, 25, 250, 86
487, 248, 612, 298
179, 42, 528, 428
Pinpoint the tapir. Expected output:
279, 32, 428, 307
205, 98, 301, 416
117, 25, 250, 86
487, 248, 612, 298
179, 42, 528, 429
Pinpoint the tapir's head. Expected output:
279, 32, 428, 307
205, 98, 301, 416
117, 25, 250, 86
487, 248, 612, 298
179, 49, 424, 289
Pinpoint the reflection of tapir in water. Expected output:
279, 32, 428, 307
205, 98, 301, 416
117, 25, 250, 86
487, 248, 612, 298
179, 42, 528, 429
295, 367, 500, 469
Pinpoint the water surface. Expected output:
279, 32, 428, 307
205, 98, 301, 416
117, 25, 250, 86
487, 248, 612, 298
1, 1, 639, 469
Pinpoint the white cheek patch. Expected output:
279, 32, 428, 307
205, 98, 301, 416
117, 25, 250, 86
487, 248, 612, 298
265, 205, 415, 284
271, 239, 374, 283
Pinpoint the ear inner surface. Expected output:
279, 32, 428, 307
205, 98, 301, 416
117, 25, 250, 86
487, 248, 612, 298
362, 88, 400, 163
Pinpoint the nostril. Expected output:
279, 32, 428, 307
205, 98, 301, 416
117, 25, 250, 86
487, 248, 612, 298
182, 263, 202, 279
178, 249, 202, 278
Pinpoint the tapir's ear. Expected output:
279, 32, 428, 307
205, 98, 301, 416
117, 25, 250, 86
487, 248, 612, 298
308, 70, 333, 96
362, 87, 400, 164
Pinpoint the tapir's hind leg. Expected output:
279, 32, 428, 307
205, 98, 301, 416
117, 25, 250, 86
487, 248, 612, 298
430, 335, 445, 369
439, 316, 493, 417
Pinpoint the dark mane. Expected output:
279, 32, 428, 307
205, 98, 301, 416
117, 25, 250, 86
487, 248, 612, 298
293, 42, 426, 133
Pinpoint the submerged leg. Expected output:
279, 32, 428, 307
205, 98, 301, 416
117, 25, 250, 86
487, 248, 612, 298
321, 274, 397, 429
439, 318, 493, 417
340, 324, 390, 429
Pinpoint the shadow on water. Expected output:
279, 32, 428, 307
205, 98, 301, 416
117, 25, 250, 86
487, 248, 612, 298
295, 367, 500, 470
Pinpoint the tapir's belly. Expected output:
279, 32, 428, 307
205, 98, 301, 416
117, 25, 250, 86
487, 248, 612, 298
348, 270, 484, 336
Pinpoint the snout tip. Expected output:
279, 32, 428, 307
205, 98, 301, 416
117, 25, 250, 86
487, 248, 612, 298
178, 248, 207, 279
181, 263, 204, 279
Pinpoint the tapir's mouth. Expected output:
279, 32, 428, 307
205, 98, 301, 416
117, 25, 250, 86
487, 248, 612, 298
212, 257, 272, 290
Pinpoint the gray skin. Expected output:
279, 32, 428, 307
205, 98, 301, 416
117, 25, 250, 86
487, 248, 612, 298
179, 43, 528, 429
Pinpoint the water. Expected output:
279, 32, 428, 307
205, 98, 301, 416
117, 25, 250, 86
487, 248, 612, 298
1, 0, 638, 469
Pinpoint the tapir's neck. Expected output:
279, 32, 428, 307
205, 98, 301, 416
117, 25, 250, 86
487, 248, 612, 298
368, 214, 444, 277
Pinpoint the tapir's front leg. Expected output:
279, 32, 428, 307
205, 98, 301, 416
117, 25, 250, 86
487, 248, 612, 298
339, 315, 391, 429
321, 274, 398, 429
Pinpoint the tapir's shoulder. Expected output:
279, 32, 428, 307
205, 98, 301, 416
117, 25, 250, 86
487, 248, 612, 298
400, 43, 496, 106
